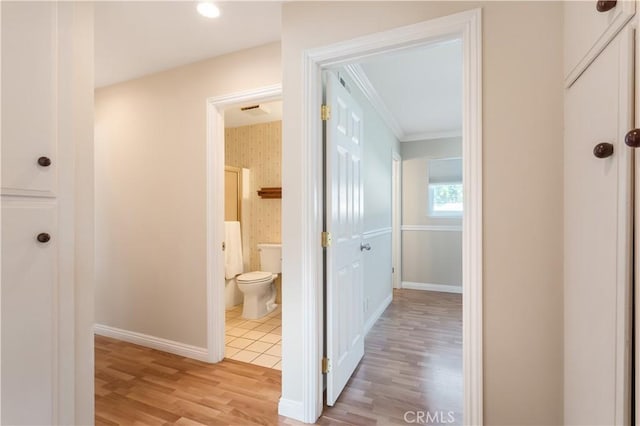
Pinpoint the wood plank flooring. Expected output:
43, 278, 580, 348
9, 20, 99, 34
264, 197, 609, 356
95, 289, 462, 425
95, 336, 298, 425
318, 289, 462, 425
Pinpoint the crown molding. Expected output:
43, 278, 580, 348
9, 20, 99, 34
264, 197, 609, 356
343, 64, 462, 143
343, 63, 405, 141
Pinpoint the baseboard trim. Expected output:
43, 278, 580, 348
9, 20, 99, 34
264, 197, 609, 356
401, 281, 463, 294
94, 324, 209, 362
364, 293, 393, 335
278, 397, 305, 422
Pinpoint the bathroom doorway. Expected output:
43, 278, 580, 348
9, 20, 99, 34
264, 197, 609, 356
222, 100, 283, 369
205, 85, 283, 370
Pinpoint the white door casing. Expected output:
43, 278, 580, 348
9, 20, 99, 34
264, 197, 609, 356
325, 71, 365, 406
564, 27, 633, 425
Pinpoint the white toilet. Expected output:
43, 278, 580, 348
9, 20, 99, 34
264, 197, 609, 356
236, 243, 281, 319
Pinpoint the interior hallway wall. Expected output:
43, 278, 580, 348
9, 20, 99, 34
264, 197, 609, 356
401, 138, 462, 290
225, 121, 282, 272
281, 3, 563, 424
94, 42, 281, 349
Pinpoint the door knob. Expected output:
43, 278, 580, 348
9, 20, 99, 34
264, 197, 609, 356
37, 156, 51, 167
596, 0, 617, 12
593, 142, 614, 158
360, 243, 371, 251
625, 128, 640, 147
36, 233, 51, 243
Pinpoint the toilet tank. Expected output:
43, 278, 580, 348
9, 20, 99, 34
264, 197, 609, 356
258, 243, 281, 273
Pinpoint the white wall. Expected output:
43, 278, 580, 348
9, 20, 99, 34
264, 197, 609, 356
281, 3, 563, 424
338, 69, 401, 330
94, 42, 281, 349
401, 138, 462, 289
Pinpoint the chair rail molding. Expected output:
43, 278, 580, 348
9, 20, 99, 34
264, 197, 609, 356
298, 7, 483, 425
362, 227, 392, 239
402, 224, 462, 232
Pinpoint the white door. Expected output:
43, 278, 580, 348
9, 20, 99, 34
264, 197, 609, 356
325, 71, 365, 406
1, 2, 63, 424
564, 28, 633, 425
2, 201, 57, 425
1, 1, 57, 197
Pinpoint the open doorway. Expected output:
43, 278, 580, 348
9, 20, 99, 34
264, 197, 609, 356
205, 85, 283, 367
291, 9, 482, 423
221, 100, 283, 369
321, 38, 464, 420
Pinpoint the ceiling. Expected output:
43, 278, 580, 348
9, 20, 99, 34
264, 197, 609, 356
95, 4, 460, 139
224, 100, 282, 128
346, 39, 462, 142
94, 2, 282, 88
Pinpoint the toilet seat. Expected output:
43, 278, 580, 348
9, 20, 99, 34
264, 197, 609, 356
236, 271, 273, 284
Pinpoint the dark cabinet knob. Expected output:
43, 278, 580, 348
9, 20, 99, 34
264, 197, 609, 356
596, 0, 617, 12
37, 156, 52, 167
36, 233, 51, 243
593, 142, 614, 158
625, 129, 640, 147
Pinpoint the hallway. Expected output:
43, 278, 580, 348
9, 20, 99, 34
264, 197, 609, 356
95, 289, 462, 425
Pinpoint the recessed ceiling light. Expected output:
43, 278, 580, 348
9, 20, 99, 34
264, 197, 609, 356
197, 2, 220, 19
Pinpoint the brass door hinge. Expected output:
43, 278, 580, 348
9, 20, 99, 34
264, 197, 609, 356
321, 105, 331, 121
322, 357, 331, 374
321, 232, 332, 248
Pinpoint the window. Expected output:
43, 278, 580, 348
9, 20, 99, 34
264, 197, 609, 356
428, 158, 463, 217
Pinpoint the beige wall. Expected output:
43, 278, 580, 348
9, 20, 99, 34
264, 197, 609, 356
402, 138, 462, 288
402, 138, 462, 226
281, 3, 563, 424
225, 121, 282, 272
95, 42, 281, 348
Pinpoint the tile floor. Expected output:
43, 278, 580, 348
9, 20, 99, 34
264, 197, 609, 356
225, 304, 282, 370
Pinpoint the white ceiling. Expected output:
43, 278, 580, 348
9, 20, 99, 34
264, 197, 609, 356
94, 1, 282, 88
224, 100, 282, 128
348, 39, 462, 141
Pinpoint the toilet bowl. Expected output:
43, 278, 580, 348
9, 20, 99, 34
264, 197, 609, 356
236, 243, 282, 319
236, 271, 277, 319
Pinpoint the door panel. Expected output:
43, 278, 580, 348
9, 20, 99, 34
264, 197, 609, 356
564, 0, 635, 84
1, 200, 57, 425
326, 72, 364, 406
564, 28, 633, 425
1, 2, 57, 197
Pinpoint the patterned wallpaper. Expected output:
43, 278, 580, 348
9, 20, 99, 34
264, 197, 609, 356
225, 121, 282, 272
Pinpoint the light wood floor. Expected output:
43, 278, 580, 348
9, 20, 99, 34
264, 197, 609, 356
95, 289, 462, 425
318, 289, 462, 425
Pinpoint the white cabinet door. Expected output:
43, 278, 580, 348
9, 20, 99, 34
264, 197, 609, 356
564, 28, 633, 425
1, 200, 57, 425
1, 2, 57, 197
564, 0, 634, 86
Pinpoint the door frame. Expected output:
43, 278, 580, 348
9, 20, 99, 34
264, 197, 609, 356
205, 84, 282, 362
392, 151, 402, 289
299, 9, 483, 424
